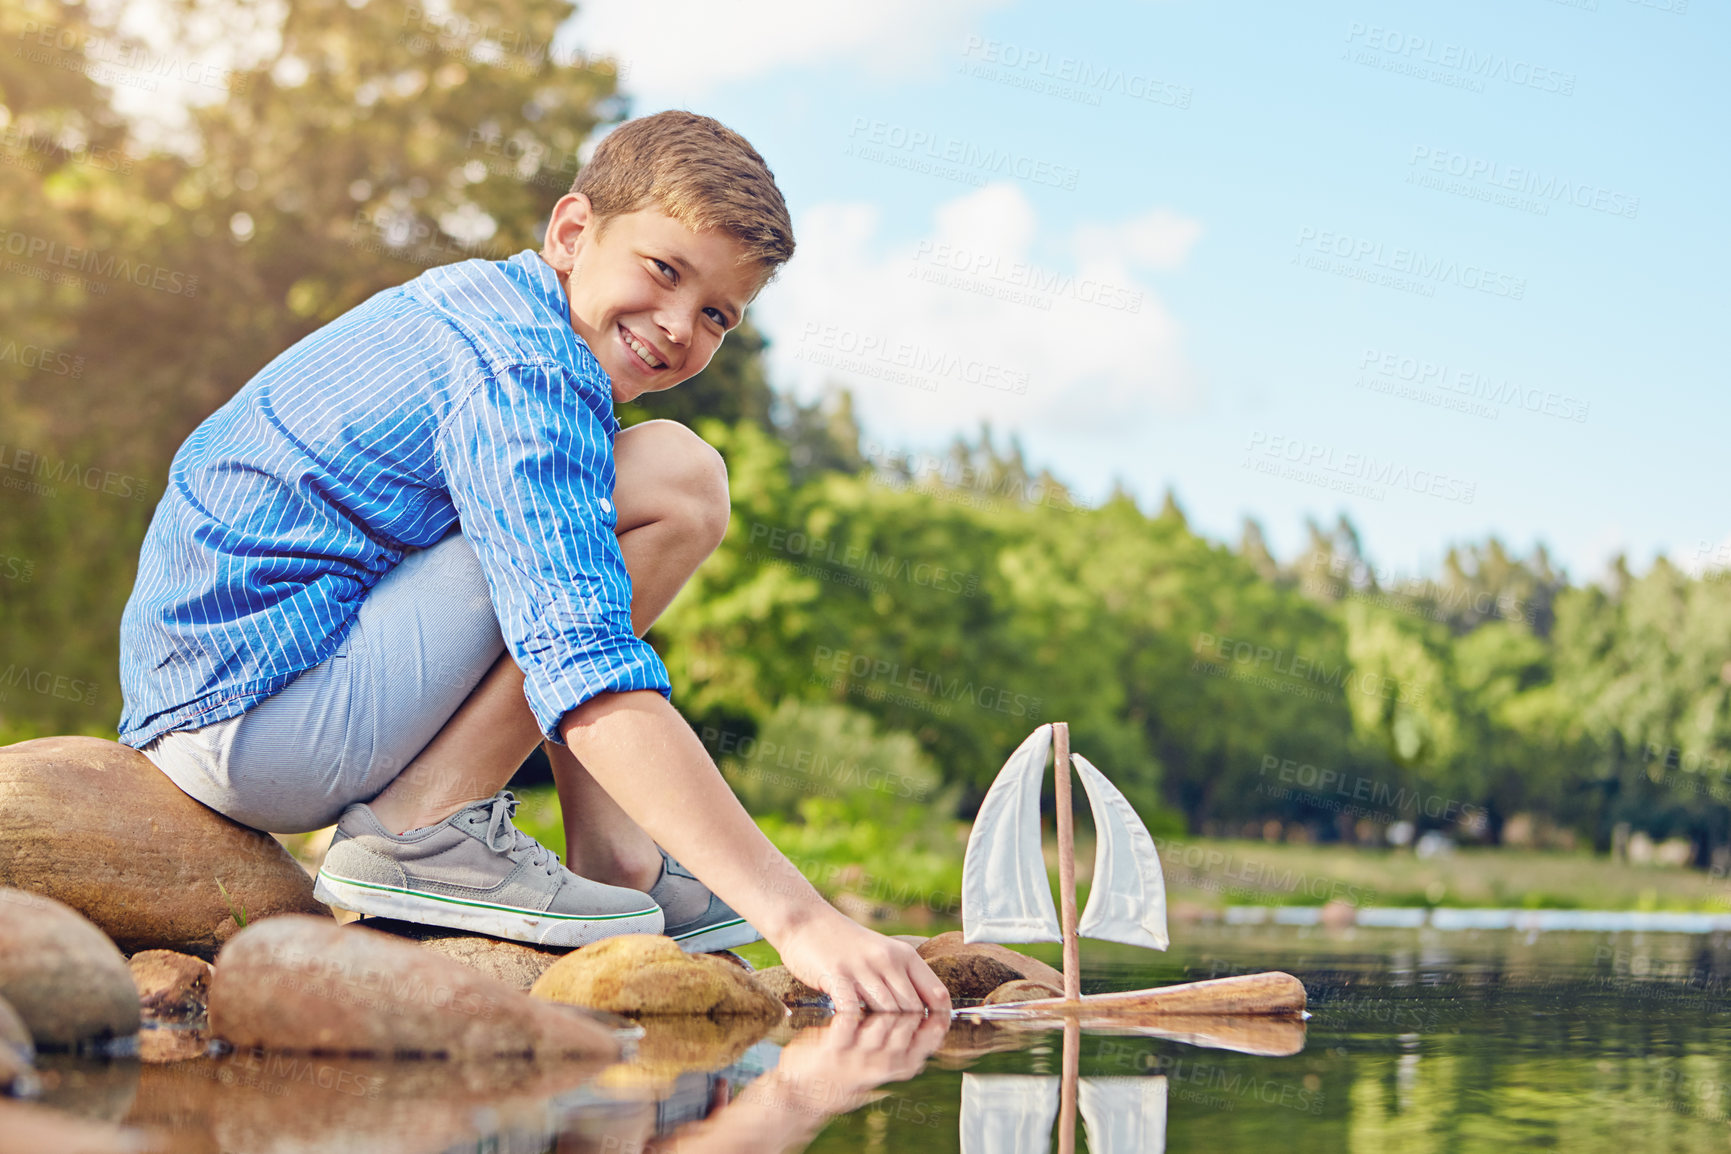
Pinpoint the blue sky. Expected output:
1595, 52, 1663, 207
568, 0, 1727, 583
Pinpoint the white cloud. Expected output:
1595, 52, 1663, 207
1077, 207, 1202, 270
1680, 533, 1731, 577
565, 0, 1008, 97
752, 183, 1200, 447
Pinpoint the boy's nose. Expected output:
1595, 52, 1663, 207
655, 312, 692, 349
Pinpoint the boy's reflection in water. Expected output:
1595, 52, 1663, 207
560, 1013, 951, 1154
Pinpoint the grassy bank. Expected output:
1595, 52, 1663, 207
507, 786, 1731, 919
1152, 837, 1731, 913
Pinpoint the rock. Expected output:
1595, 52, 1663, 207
0, 737, 330, 959
0, 889, 140, 1048
0, 996, 33, 1096
530, 935, 785, 1023
129, 952, 213, 1024
752, 966, 831, 1009
354, 918, 568, 992
982, 979, 1064, 1005
916, 932, 1066, 989
137, 1026, 210, 1065
0, 993, 31, 1059
706, 949, 753, 972
207, 915, 619, 1060
0, 1042, 30, 1097
128, 951, 216, 1064
923, 951, 1022, 1000
0, 1098, 166, 1153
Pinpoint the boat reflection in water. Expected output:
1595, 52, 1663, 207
962, 1019, 1168, 1154
957, 1009, 1306, 1154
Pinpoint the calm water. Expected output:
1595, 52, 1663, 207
32, 924, 1731, 1152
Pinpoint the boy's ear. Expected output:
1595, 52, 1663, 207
541, 194, 595, 274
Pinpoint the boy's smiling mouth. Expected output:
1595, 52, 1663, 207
619, 323, 667, 371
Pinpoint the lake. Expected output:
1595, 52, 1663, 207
29, 922, 1731, 1151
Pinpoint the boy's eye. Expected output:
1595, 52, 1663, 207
647, 256, 730, 327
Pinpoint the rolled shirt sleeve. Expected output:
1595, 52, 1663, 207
435, 357, 671, 743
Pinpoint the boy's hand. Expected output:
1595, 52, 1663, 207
775, 910, 953, 1015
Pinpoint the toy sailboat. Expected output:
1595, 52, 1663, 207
956, 722, 1307, 1019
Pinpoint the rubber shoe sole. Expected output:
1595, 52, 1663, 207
313, 869, 664, 948
667, 915, 761, 954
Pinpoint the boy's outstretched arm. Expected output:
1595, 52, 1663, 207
560, 689, 953, 1015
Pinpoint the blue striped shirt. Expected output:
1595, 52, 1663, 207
118, 249, 670, 748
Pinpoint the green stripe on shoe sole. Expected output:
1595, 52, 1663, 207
318, 872, 659, 921
670, 917, 748, 941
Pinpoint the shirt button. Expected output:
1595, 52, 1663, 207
598, 498, 614, 514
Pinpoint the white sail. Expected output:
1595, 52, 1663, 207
1079, 1076, 1168, 1154
960, 1074, 1058, 1154
1073, 753, 1169, 951
962, 724, 1061, 944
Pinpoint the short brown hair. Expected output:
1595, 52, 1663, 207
571, 111, 794, 279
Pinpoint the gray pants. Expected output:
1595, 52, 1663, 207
141, 534, 505, 833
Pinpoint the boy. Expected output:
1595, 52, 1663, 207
117, 111, 950, 1015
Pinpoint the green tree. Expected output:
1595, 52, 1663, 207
1429, 538, 1568, 637
1551, 560, 1731, 859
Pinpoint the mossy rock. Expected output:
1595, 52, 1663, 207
752, 966, 830, 1009
530, 935, 784, 1023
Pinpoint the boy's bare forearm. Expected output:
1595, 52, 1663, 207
557, 690, 830, 942
560, 689, 954, 1014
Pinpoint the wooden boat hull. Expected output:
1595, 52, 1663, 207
958, 970, 1307, 1020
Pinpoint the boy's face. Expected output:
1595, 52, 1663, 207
541, 195, 763, 404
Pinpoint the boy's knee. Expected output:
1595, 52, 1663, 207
679, 439, 731, 550
622, 420, 730, 547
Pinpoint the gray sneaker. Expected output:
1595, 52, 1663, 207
312, 791, 663, 948
650, 849, 761, 953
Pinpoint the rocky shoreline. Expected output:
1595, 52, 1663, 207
0, 736, 1063, 1147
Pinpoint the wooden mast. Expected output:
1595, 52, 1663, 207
1057, 1015, 1080, 1154
1053, 721, 1081, 1003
